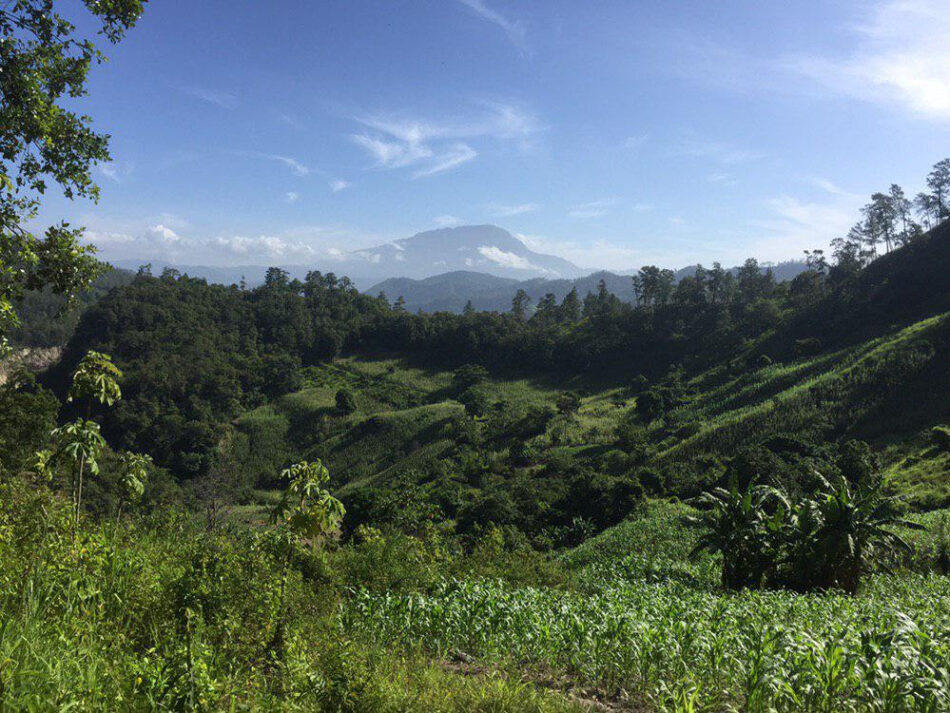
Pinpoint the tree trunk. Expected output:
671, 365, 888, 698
76, 454, 85, 522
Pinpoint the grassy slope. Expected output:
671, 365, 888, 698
234, 309, 950, 509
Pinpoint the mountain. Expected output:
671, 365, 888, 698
111, 225, 585, 288
345, 225, 584, 281
369, 262, 811, 313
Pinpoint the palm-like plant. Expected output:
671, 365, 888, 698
68, 351, 122, 411
50, 419, 105, 519
116, 451, 151, 519
799, 472, 924, 594
271, 460, 346, 553
688, 479, 777, 589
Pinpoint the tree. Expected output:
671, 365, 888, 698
555, 391, 581, 416
915, 158, 950, 228
0, 0, 146, 351
452, 364, 489, 392
511, 288, 531, 320
49, 419, 105, 520
865, 193, 897, 253
68, 350, 122, 413
531, 293, 558, 325
115, 451, 150, 519
559, 287, 580, 322
633, 266, 675, 307
335, 388, 357, 415
889, 184, 919, 246
458, 387, 489, 419
50, 350, 122, 518
271, 460, 345, 553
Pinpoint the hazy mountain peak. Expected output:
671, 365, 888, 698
348, 224, 584, 281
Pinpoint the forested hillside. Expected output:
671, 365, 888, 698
4, 1, 950, 709
41, 218, 950, 537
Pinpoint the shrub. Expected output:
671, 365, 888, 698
932, 425, 950, 451
335, 388, 357, 414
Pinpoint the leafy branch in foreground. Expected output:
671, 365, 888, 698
0, 0, 145, 350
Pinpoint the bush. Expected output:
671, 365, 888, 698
932, 425, 950, 451
335, 388, 357, 414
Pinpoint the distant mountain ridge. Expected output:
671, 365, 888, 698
347, 225, 585, 281
113, 225, 586, 288
369, 261, 810, 313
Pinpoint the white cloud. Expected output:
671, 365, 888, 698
148, 224, 182, 244
285, 191, 300, 203
487, 202, 538, 217
329, 179, 352, 193
185, 88, 237, 109
354, 251, 382, 264
350, 102, 539, 178
669, 216, 687, 227
83, 230, 138, 246
433, 215, 464, 227
784, 0, 950, 120
212, 234, 317, 260
454, 0, 526, 52
79, 215, 395, 266
568, 198, 615, 219
477, 245, 546, 271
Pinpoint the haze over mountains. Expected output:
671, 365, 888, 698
115, 225, 585, 288
112, 224, 808, 312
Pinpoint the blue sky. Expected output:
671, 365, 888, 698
41, 0, 950, 271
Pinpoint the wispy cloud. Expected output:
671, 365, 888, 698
623, 134, 649, 150
477, 245, 547, 272
517, 232, 642, 271
808, 177, 860, 199
746, 192, 864, 261
185, 87, 238, 109
783, 0, 950, 120
707, 172, 737, 186
487, 202, 539, 217
285, 191, 299, 203
260, 154, 311, 176
351, 101, 539, 178
329, 179, 352, 193
413, 143, 478, 178
433, 215, 464, 227
97, 161, 134, 183
454, 0, 526, 53
674, 134, 765, 165
568, 198, 615, 219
